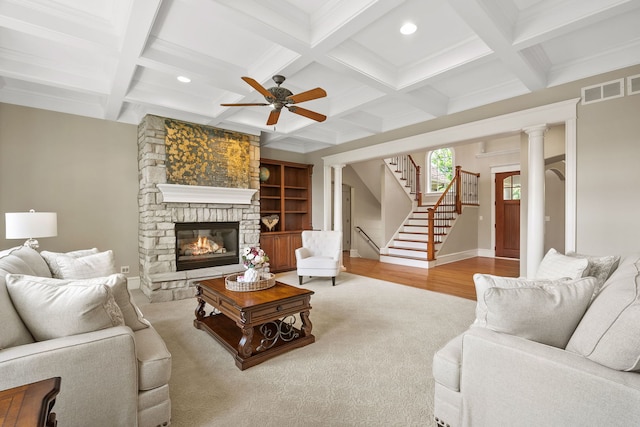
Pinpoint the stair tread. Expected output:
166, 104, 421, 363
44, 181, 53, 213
389, 246, 432, 252
382, 253, 430, 261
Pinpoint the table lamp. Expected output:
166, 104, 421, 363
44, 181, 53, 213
5, 209, 58, 249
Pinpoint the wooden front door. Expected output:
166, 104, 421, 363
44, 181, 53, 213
495, 171, 521, 258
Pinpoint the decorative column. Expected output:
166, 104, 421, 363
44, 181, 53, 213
332, 164, 345, 232
332, 164, 346, 271
323, 165, 332, 231
524, 125, 547, 277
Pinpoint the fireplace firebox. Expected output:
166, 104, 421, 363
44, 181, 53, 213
175, 222, 239, 271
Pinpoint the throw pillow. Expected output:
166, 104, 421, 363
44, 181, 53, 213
566, 255, 640, 371
5, 274, 149, 331
41, 248, 99, 278
535, 248, 589, 280
54, 250, 116, 279
472, 274, 572, 326
567, 252, 620, 296
5, 274, 124, 341
480, 277, 596, 348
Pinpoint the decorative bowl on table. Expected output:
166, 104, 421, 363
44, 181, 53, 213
225, 272, 276, 292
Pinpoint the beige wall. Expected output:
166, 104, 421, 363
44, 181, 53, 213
0, 104, 139, 275
576, 91, 640, 254
342, 165, 382, 258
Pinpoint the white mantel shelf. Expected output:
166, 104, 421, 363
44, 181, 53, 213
157, 184, 257, 204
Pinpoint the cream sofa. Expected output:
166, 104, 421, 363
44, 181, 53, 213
433, 251, 640, 426
0, 246, 171, 427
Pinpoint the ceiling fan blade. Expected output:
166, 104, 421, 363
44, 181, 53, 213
266, 110, 281, 126
286, 87, 327, 104
220, 103, 269, 106
287, 106, 326, 122
241, 77, 273, 99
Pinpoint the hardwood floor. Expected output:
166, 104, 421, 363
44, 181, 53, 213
342, 254, 520, 300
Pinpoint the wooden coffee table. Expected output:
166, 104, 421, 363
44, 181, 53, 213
193, 277, 314, 370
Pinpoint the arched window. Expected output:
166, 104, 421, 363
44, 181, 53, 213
427, 148, 454, 193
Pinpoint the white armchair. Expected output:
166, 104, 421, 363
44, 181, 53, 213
295, 230, 342, 286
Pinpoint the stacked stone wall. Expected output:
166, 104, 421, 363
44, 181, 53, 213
137, 115, 260, 301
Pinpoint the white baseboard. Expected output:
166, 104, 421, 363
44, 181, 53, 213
477, 248, 495, 258
432, 249, 481, 266
349, 249, 361, 257
127, 276, 140, 290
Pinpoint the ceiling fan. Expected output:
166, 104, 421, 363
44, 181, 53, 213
221, 75, 327, 126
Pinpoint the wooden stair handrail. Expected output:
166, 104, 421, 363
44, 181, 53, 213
426, 166, 480, 260
408, 155, 422, 206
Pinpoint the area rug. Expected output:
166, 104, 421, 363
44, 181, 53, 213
135, 272, 476, 427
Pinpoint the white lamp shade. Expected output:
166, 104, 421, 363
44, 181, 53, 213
5, 211, 58, 239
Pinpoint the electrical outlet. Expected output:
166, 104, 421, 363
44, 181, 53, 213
120, 266, 130, 274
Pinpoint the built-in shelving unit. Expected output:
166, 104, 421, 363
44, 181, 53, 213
259, 159, 313, 272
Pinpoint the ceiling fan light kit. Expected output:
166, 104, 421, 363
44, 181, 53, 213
221, 75, 327, 126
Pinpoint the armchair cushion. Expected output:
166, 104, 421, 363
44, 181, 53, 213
6, 274, 125, 341
297, 256, 339, 270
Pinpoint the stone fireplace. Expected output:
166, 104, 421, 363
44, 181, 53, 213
137, 115, 260, 302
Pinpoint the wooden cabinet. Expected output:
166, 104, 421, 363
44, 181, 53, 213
259, 159, 312, 272
260, 232, 302, 272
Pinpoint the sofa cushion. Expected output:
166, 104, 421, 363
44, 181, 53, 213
535, 248, 589, 280
478, 277, 596, 348
41, 248, 99, 278
5, 274, 149, 332
566, 255, 640, 371
134, 327, 172, 391
5, 274, 124, 341
567, 252, 620, 296
472, 274, 572, 326
0, 246, 51, 349
52, 250, 117, 279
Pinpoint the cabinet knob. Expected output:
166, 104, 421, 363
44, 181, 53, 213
277, 305, 283, 311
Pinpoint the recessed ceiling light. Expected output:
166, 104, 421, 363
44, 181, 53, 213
177, 76, 191, 83
400, 22, 417, 35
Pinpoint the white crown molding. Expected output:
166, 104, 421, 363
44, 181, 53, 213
157, 184, 257, 204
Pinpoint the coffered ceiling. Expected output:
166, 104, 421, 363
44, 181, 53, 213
1, 0, 640, 153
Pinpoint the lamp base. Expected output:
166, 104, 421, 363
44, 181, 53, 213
23, 238, 40, 250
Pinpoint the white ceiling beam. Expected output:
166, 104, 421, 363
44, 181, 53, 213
450, 0, 548, 91
513, 0, 640, 48
104, 0, 162, 121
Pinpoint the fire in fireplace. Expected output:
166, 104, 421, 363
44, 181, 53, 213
175, 222, 239, 271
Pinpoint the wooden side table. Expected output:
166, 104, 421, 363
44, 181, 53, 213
0, 377, 61, 427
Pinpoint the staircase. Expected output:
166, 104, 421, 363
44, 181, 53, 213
380, 156, 479, 269
381, 204, 458, 268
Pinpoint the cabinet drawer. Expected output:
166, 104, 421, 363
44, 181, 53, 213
245, 297, 310, 324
